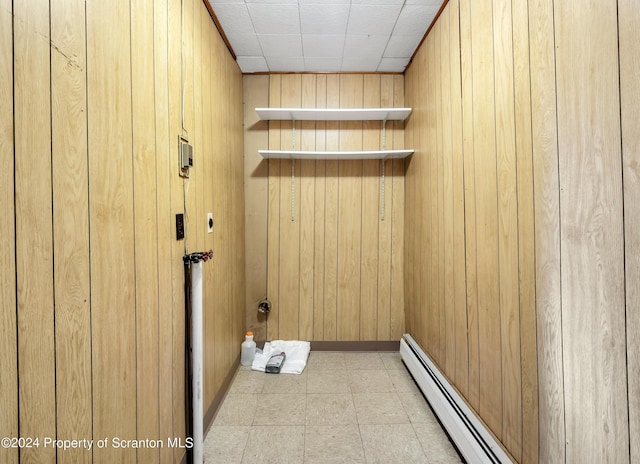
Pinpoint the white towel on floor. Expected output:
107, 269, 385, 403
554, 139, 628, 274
251, 340, 310, 374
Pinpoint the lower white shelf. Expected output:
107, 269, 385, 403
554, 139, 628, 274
258, 149, 414, 160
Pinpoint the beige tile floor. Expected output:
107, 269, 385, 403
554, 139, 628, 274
204, 351, 463, 464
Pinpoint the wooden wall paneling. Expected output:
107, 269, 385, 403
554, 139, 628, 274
402, 66, 415, 337
50, 0, 92, 462
528, 0, 565, 459
232, 61, 245, 350
193, 0, 204, 256
243, 75, 269, 341
267, 74, 282, 341
14, 1, 56, 462
211, 28, 227, 392
337, 74, 363, 341
555, 1, 629, 461
153, 0, 175, 459
183, 0, 196, 250
434, 20, 446, 366
469, 0, 502, 436
459, 0, 480, 412
167, 0, 187, 453
278, 74, 302, 340
448, 0, 469, 396
620, 0, 640, 460
131, 0, 160, 461
323, 74, 340, 341
204, 20, 217, 405
492, 0, 522, 458
440, 5, 456, 376
512, 0, 539, 460
0, 0, 18, 461
87, 0, 136, 460
390, 74, 405, 339
313, 75, 327, 341
299, 74, 316, 340
426, 34, 438, 357
361, 75, 381, 340
377, 75, 393, 340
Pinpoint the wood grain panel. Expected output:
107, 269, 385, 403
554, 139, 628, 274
278, 74, 301, 340
152, 0, 175, 460
87, 0, 136, 460
0, 1, 17, 462
390, 74, 405, 340
313, 75, 327, 341
492, 0, 522, 457
323, 74, 340, 341
440, 5, 455, 376
459, 0, 480, 412
361, 75, 380, 340
14, 1, 57, 461
50, 0, 92, 462
528, 0, 565, 460
337, 74, 363, 341
167, 0, 186, 454
512, 0, 538, 461
620, 0, 640, 461
555, 1, 629, 461
299, 74, 316, 340
131, 0, 160, 461
377, 75, 393, 340
448, 0, 468, 397
469, 0, 502, 436
267, 74, 282, 341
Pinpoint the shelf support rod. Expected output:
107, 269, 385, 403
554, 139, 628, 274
381, 120, 387, 221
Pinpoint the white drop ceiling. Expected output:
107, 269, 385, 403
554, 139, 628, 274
206, 0, 444, 73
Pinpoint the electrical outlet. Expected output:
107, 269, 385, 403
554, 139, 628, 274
207, 213, 213, 234
176, 213, 184, 240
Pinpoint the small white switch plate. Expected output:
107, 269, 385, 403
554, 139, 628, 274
207, 213, 213, 234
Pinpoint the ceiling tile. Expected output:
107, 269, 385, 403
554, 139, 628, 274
236, 56, 269, 72
229, 33, 263, 56
211, 3, 253, 35
404, 0, 443, 5
351, 0, 404, 4
341, 57, 381, 72
247, 3, 300, 35
299, 0, 350, 3
258, 34, 303, 56
377, 57, 410, 72
209, 0, 244, 4
304, 57, 343, 72
343, 34, 389, 59
300, 4, 349, 35
246, 0, 297, 3
393, 4, 440, 35
383, 34, 422, 58
302, 34, 345, 58
266, 56, 305, 72
347, 5, 403, 36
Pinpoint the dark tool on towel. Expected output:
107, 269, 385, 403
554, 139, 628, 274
265, 352, 286, 374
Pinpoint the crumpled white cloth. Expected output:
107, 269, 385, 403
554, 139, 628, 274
251, 340, 310, 374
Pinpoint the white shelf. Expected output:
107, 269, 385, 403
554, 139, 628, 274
259, 149, 414, 160
255, 107, 412, 121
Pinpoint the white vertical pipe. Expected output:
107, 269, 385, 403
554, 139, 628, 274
191, 260, 203, 464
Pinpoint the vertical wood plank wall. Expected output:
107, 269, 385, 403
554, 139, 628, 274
244, 74, 405, 342
0, 1, 244, 463
405, 0, 640, 463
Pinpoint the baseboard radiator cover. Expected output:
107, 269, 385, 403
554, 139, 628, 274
400, 334, 513, 464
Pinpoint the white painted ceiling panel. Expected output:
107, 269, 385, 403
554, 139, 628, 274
346, 5, 403, 36
302, 34, 346, 58
300, 4, 350, 34
207, 0, 444, 73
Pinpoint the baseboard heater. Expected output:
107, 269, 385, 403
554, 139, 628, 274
400, 334, 513, 464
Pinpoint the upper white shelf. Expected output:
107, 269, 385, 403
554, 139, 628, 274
255, 107, 412, 121
259, 149, 414, 160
